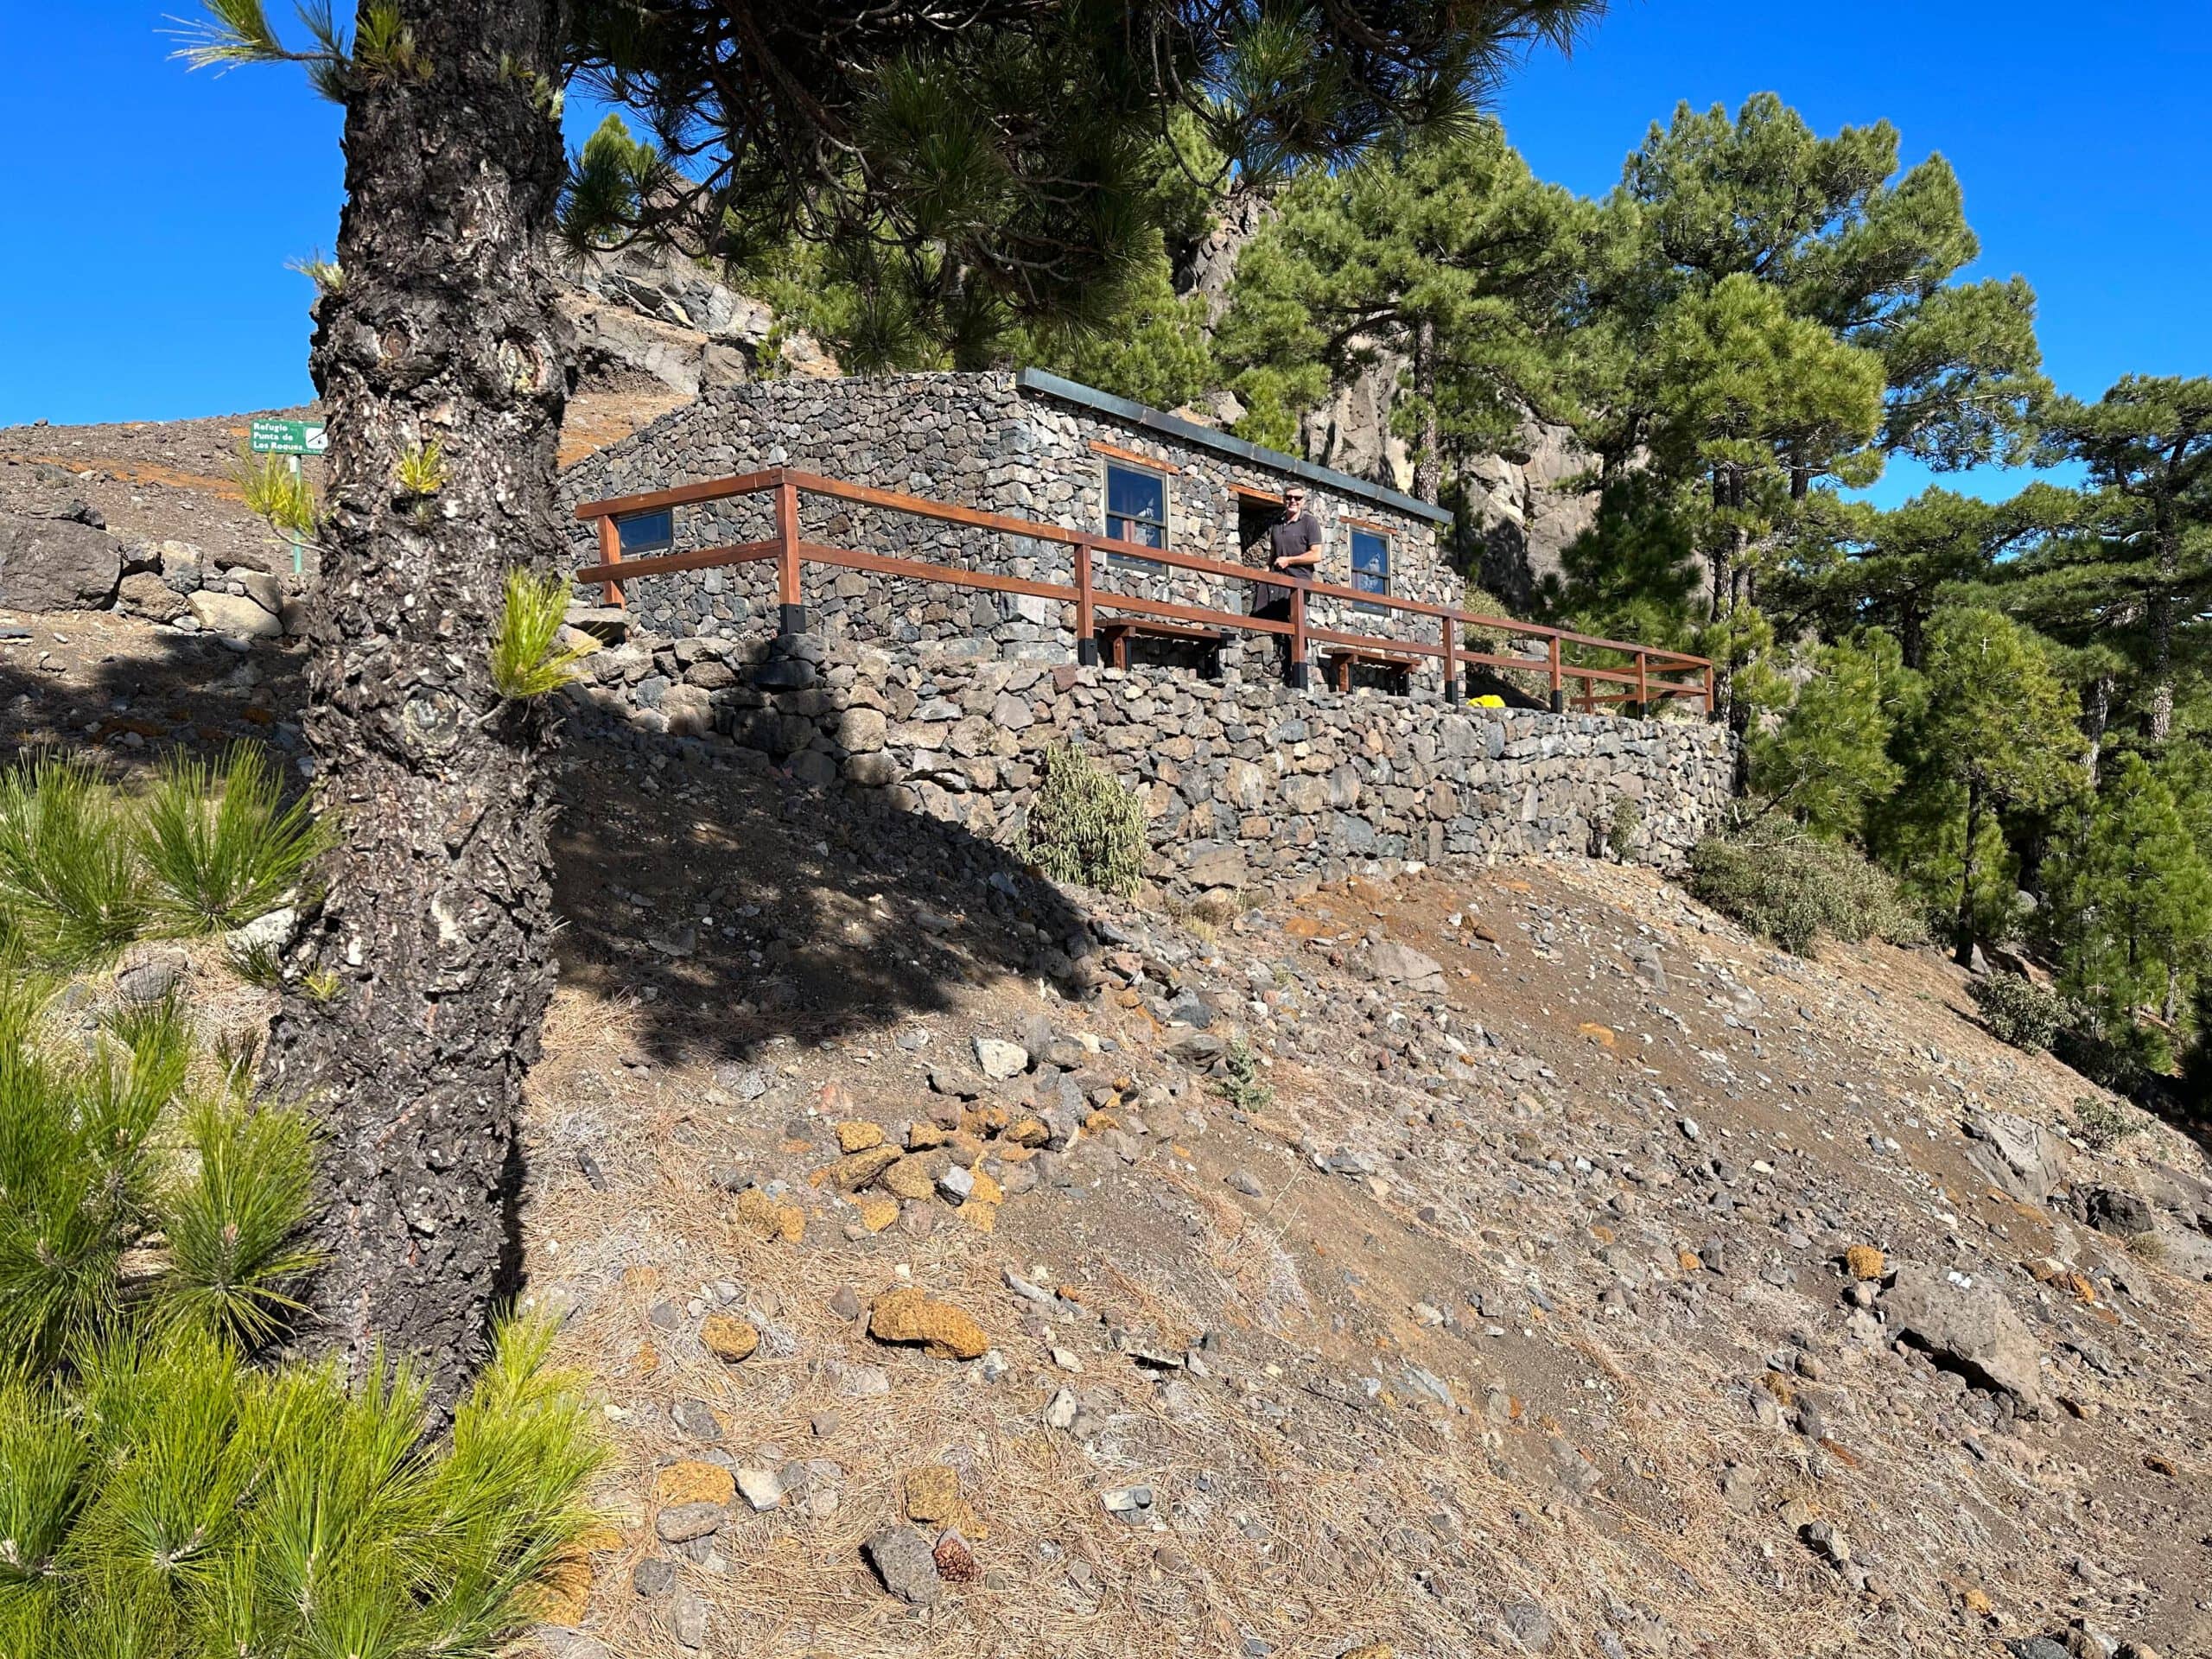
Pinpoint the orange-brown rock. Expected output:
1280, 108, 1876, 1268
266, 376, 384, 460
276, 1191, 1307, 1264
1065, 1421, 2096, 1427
855, 1194, 900, 1233
868, 1287, 988, 1360
658, 1459, 737, 1507
836, 1120, 885, 1154
1005, 1116, 1052, 1148
1845, 1244, 1885, 1281
700, 1313, 760, 1363
830, 1144, 903, 1191
734, 1188, 805, 1243
879, 1155, 937, 1202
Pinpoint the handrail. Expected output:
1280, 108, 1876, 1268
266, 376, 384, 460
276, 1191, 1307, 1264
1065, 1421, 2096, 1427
573, 466, 1712, 715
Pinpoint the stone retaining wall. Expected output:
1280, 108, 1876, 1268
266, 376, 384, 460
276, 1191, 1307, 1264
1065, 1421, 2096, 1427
567, 627, 1735, 892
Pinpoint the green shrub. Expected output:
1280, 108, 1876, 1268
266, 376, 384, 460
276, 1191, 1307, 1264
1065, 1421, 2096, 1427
0, 748, 327, 969
1015, 742, 1147, 895
0, 1319, 601, 1659
1967, 972, 2065, 1052
2070, 1095, 2142, 1152
1211, 1036, 1272, 1111
0, 757, 152, 965
489, 569, 594, 700
1605, 798, 1642, 861
138, 745, 331, 931
0, 980, 603, 1658
1688, 826, 1925, 955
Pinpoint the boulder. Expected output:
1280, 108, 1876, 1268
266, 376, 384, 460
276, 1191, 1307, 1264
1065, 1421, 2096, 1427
1368, 940, 1445, 990
1880, 1264, 2044, 1405
188, 590, 284, 639
0, 512, 122, 612
1963, 1108, 2067, 1205
868, 1287, 988, 1360
117, 571, 188, 622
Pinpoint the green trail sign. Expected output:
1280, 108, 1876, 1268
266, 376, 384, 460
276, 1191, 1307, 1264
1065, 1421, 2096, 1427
249, 418, 327, 455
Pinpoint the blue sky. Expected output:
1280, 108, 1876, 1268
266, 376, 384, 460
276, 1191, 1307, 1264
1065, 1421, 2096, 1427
1, 1, 2205, 508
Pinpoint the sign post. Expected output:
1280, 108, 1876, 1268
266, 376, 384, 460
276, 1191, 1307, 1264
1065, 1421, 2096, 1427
247, 420, 326, 574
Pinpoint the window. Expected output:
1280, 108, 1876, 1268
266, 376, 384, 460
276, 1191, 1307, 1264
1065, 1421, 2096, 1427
1104, 462, 1168, 560
1236, 491, 1279, 556
617, 508, 673, 557
1351, 526, 1390, 610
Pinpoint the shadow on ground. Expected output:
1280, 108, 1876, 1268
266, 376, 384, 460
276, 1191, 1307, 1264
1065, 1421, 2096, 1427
0, 619, 1094, 1071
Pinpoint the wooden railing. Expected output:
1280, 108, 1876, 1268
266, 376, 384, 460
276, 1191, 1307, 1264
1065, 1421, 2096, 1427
572, 466, 1713, 715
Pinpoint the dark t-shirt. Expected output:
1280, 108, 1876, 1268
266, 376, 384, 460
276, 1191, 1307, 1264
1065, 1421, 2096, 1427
1252, 509, 1322, 611
1266, 511, 1323, 570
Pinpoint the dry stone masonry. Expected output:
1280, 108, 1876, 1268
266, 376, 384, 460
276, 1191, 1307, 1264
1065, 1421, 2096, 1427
566, 631, 1733, 891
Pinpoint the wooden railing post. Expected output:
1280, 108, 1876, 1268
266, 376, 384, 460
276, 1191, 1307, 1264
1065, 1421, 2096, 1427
1635, 651, 1649, 719
596, 516, 624, 609
1548, 633, 1565, 714
773, 473, 804, 636
1441, 612, 1459, 703
1580, 673, 1596, 715
1705, 663, 1717, 721
1288, 582, 1311, 690
1075, 537, 1097, 666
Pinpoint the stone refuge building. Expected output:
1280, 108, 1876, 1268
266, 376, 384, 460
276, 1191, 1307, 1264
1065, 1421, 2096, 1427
559, 368, 1457, 677
556, 372, 1733, 889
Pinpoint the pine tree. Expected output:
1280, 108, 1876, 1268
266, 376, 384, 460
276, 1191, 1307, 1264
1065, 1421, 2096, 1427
2044, 752, 2212, 1056
1900, 606, 2083, 964
181, 0, 1612, 1403
1216, 119, 1592, 499
1569, 94, 2043, 734
2032, 377, 2212, 742
1744, 629, 1916, 840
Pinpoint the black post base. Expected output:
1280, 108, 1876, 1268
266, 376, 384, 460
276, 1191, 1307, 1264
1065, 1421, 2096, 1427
1077, 637, 1099, 667
779, 603, 808, 636
1550, 688, 1567, 714
1288, 659, 1312, 690
1444, 676, 1463, 704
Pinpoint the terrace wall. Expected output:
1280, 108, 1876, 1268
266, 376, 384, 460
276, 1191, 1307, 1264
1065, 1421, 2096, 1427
568, 632, 1735, 892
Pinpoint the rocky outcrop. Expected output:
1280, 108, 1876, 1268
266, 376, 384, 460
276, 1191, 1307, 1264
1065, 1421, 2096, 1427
0, 494, 122, 613
1463, 416, 1602, 609
556, 245, 836, 398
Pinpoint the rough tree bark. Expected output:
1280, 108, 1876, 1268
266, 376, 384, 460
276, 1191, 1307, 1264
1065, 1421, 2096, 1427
1412, 315, 1442, 505
264, 0, 569, 1409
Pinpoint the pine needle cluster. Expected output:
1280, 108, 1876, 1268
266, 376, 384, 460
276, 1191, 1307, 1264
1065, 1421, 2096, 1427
489, 569, 594, 702
0, 751, 327, 968
0, 845, 602, 1659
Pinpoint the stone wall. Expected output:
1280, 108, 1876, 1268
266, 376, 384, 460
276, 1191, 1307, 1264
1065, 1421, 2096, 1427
566, 627, 1735, 893
556, 372, 1451, 676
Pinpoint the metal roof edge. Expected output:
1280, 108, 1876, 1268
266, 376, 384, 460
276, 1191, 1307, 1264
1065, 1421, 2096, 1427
1014, 367, 1453, 527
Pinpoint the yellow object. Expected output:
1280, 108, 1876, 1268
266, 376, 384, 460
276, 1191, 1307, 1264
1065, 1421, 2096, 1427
1469, 694, 1506, 708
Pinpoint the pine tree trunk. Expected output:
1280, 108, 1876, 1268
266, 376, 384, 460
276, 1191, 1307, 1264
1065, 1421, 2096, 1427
1412, 316, 1441, 503
2084, 673, 2112, 788
264, 0, 569, 1410
2150, 498, 2177, 742
1953, 778, 1983, 969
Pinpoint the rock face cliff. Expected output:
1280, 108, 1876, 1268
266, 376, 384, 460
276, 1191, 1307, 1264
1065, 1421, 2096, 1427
557, 244, 838, 400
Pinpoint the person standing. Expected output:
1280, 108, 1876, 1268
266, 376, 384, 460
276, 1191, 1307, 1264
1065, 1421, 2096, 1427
1248, 486, 1323, 677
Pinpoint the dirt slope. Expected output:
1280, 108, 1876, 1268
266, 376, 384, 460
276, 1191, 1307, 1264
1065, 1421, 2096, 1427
513, 712, 2211, 1659
3, 599, 2203, 1659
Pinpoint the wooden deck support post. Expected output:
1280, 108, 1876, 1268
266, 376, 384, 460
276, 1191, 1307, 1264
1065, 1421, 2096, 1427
1287, 583, 1311, 690
596, 516, 624, 608
773, 474, 804, 636
1441, 612, 1460, 703
1635, 651, 1649, 720
1075, 537, 1097, 666
1548, 634, 1566, 714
